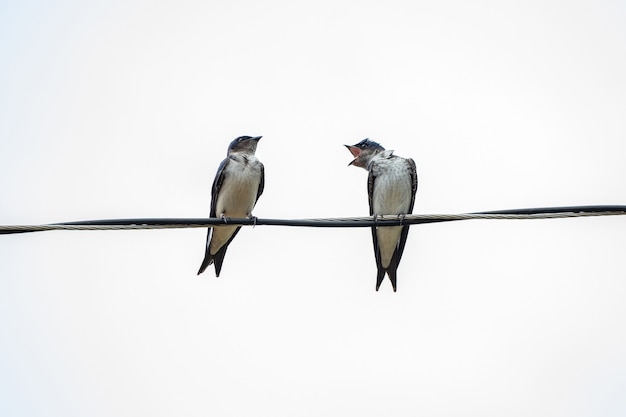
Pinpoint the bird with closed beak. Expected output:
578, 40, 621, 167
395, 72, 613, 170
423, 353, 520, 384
198, 135, 264, 277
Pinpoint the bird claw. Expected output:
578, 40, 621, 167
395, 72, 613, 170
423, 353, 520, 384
220, 214, 231, 223
398, 213, 407, 225
246, 214, 257, 228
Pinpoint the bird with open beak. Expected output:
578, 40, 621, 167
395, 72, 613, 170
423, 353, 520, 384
198, 135, 264, 277
345, 138, 418, 292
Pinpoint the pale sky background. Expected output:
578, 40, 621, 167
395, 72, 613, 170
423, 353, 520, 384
1, 1, 626, 416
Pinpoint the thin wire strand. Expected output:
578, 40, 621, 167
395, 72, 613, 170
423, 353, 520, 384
1, 205, 625, 234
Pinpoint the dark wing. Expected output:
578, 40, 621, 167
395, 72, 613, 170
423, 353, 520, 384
210, 226, 242, 277
367, 165, 375, 216
210, 156, 230, 218
198, 157, 230, 275
407, 158, 418, 213
367, 163, 386, 290
256, 162, 265, 202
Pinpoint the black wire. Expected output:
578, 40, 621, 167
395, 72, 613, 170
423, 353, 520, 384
1, 205, 625, 235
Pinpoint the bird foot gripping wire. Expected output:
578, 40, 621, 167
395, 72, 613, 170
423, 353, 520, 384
246, 214, 258, 228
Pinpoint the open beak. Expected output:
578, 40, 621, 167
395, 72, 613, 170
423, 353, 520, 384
344, 145, 361, 166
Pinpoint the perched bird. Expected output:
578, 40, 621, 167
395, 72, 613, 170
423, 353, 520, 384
197, 136, 264, 276
345, 139, 418, 292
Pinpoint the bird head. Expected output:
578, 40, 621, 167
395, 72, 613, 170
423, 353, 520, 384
344, 138, 385, 169
228, 136, 262, 155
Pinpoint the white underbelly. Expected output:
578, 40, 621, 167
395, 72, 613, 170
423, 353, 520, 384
372, 176, 412, 216
209, 169, 261, 254
215, 175, 260, 218
377, 226, 403, 268
372, 174, 412, 268
209, 225, 241, 255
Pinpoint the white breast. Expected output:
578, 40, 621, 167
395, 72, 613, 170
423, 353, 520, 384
215, 155, 262, 218
371, 158, 413, 216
